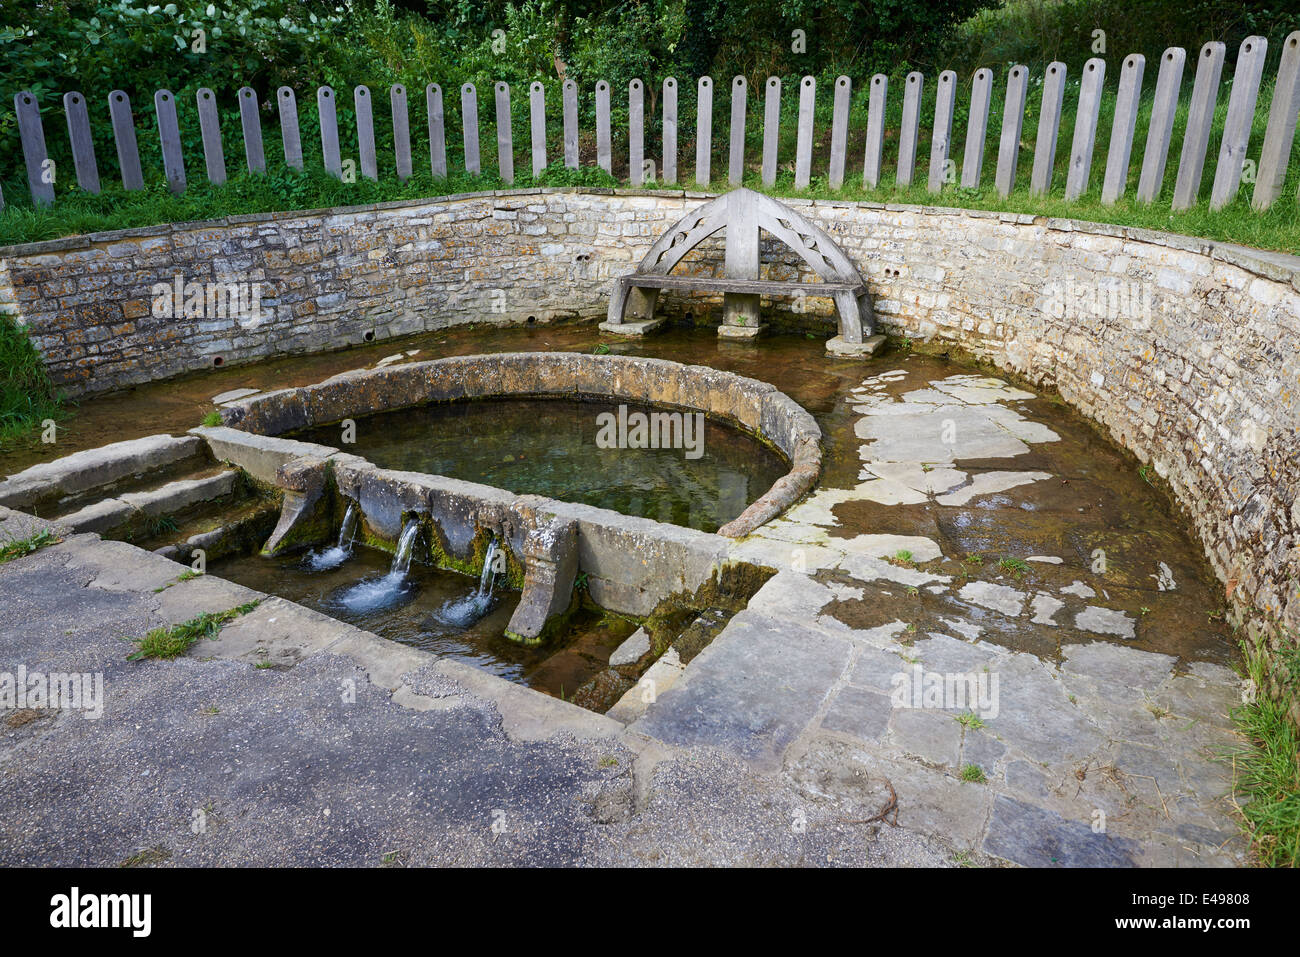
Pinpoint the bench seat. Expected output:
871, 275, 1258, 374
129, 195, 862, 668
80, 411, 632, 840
614, 274, 866, 297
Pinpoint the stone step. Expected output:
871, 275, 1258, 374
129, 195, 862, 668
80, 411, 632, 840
44, 452, 227, 521
606, 647, 684, 725
0, 434, 207, 512
151, 497, 280, 564
59, 469, 240, 536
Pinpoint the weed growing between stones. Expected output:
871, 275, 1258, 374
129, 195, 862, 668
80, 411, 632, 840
119, 846, 170, 868
999, 556, 1030, 577
126, 601, 260, 661
0, 527, 58, 564
0, 316, 64, 445
152, 570, 201, 593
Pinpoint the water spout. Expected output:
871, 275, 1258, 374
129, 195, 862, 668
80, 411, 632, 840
434, 539, 502, 627
334, 517, 420, 614
307, 502, 359, 571
391, 518, 420, 577
477, 540, 500, 600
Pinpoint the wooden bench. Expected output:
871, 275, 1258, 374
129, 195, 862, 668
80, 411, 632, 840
605, 273, 871, 341
599, 188, 880, 353
612, 274, 867, 298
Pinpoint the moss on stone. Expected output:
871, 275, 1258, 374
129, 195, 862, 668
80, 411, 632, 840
641, 560, 774, 662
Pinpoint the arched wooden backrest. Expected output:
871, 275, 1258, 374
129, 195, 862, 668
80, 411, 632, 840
636, 188, 865, 286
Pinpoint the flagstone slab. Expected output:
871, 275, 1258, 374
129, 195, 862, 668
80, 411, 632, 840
629, 610, 853, 769
983, 794, 1141, 867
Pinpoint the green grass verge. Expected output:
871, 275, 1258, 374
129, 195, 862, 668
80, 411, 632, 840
126, 600, 261, 661
1231, 631, 1300, 868
0, 316, 65, 446
0, 527, 59, 564
0, 159, 614, 248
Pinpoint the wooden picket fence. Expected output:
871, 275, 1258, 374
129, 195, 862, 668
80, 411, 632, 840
6, 31, 1300, 215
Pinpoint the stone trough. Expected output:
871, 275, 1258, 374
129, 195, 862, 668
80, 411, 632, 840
192, 352, 822, 643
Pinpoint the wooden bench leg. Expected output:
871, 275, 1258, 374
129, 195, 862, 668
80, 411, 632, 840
721, 292, 762, 334
826, 289, 885, 357
604, 278, 631, 326
833, 289, 864, 343
599, 281, 667, 336
625, 285, 659, 323
856, 290, 877, 336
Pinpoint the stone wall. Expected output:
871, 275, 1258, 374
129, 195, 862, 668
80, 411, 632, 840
1, 188, 1297, 707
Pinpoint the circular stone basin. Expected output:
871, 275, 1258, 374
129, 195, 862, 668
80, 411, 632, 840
292, 396, 788, 533
218, 352, 823, 536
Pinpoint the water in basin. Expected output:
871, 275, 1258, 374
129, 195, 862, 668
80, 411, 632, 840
293, 396, 788, 533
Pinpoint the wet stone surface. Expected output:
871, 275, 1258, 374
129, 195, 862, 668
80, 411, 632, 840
643, 349, 1246, 866
0, 328, 1249, 866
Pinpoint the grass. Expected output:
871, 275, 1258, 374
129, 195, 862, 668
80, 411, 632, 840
201, 410, 223, 427
126, 600, 260, 661
0, 159, 609, 248
0, 316, 66, 446
1145, 701, 1172, 719
955, 711, 986, 731
999, 556, 1031, 577
2, 62, 1298, 255
153, 569, 202, 592
1230, 631, 1300, 868
146, 515, 178, 537
119, 846, 170, 868
960, 764, 987, 784
0, 527, 58, 564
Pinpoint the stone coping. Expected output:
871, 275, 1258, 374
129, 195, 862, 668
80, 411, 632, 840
3, 187, 1296, 289
217, 351, 822, 538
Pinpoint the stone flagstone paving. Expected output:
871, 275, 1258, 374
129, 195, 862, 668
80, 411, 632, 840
634, 366, 1248, 867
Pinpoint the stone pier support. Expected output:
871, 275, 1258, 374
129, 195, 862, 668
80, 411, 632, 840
505, 498, 580, 645
261, 456, 332, 556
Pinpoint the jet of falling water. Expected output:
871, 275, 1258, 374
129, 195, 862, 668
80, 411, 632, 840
434, 539, 502, 628
335, 517, 421, 614
391, 518, 420, 577
307, 502, 359, 571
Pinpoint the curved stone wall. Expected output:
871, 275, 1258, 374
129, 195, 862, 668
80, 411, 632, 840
2, 188, 1296, 706
218, 351, 821, 538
